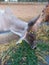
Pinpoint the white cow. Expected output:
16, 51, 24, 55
0, 8, 39, 44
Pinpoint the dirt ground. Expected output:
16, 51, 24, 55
0, 2, 46, 21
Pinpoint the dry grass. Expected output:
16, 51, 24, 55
0, 40, 17, 59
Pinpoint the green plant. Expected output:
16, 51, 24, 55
2, 40, 49, 65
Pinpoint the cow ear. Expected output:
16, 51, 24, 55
28, 15, 40, 27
